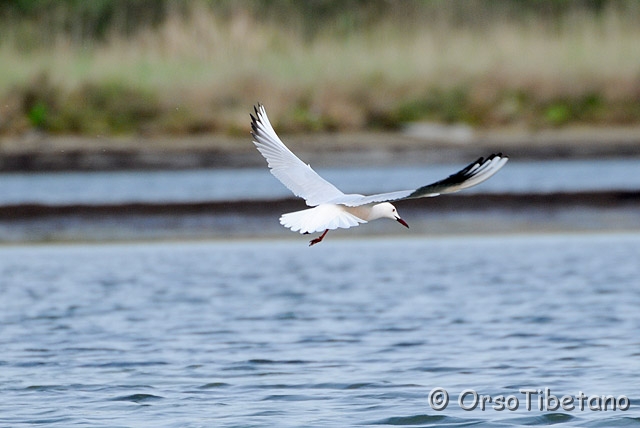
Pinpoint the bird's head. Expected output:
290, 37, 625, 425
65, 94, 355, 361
372, 202, 409, 228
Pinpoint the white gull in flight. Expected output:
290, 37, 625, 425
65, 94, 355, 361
251, 104, 508, 246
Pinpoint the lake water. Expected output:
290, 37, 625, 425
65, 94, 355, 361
1, 158, 639, 205
1, 233, 639, 427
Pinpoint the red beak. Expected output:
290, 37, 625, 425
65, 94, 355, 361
396, 217, 409, 228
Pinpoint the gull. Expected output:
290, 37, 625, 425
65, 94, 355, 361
251, 104, 508, 246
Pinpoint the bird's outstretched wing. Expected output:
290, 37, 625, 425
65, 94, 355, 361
251, 104, 344, 206
330, 154, 508, 207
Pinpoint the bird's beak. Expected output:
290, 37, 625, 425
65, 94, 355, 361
396, 217, 409, 228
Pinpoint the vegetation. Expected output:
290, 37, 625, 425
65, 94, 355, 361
1, 0, 639, 136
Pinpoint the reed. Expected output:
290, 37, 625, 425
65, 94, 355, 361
1, 1, 639, 135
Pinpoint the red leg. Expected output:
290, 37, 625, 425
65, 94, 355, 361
309, 229, 329, 246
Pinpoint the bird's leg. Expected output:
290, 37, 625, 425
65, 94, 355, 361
309, 229, 329, 246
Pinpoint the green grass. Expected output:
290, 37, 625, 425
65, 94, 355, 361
1, 3, 640, 135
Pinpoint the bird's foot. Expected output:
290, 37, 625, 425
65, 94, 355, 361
309, 229, 329, 246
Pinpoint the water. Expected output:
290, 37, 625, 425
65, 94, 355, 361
1, 233, 639, 427
1, 158, 639, 206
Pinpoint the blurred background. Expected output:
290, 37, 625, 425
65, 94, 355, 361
0, 0, 639, 240
2, 0, 640, 134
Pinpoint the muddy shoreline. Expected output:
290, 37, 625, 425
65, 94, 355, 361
1, 126, 639, 172
1, 190, 638, 219
1, 191, 638, 243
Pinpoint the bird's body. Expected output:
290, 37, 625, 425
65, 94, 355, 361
280, 202, 403, 234
251, 104, 508, 245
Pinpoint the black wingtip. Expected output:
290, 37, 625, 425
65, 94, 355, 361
475, 153, 507, 167
251, 105, 267, 139
252, 104, 266, 124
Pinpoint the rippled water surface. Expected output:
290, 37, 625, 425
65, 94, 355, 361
1, 233, 639, 427
1, 158, 639, 205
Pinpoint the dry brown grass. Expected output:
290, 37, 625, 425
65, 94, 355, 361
1, 4, 639, 135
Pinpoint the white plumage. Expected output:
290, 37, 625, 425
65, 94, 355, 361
251, 104, 508, 245
280, 204, 366, 234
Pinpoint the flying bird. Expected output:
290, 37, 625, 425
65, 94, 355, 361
251, 104, 508, 246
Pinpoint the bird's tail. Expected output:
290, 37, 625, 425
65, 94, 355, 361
280, 205, 366, 234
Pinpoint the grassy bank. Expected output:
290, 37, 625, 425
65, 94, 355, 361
1, 1, 639, 136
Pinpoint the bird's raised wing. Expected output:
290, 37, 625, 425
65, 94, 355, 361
330, 154, 508, 207
251, 104, 344, 206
